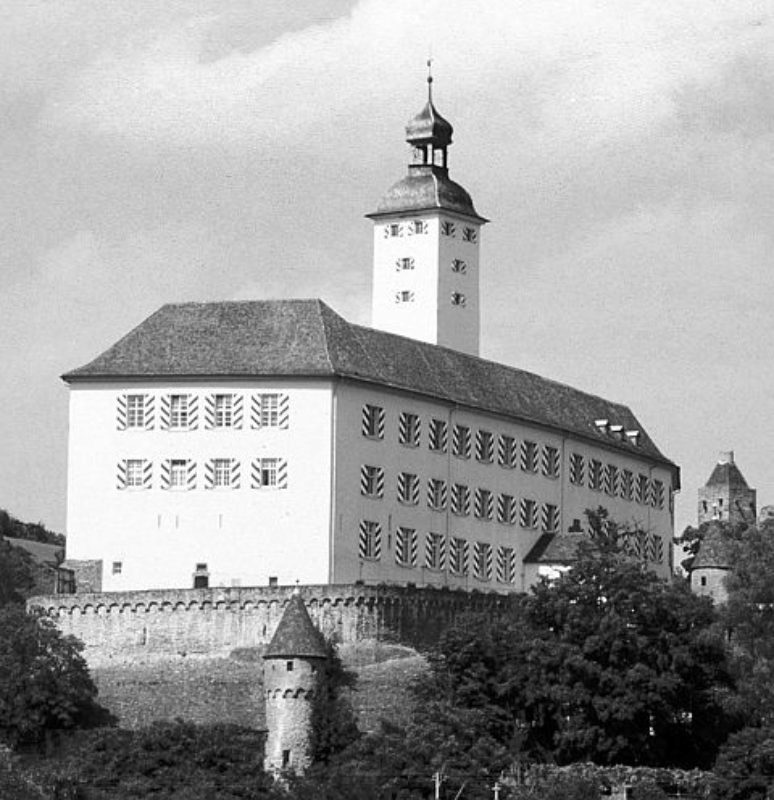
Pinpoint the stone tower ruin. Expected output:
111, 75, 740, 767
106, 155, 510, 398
697, 451, 756, 527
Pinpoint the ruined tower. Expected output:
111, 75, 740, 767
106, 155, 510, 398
697, 451, 756, 527
262, 589, 327, 775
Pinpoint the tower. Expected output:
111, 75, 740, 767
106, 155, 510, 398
367, 67, 488, 356
697, 450, 757, 526
262, 589, 327, 775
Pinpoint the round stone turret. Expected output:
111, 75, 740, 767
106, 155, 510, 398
262, 589, 327, 776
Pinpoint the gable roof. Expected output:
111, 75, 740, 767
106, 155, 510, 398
524, 533, 587, 565
62, 299, 677, 472
263, 592, 327, 660
704, 461, 751, 490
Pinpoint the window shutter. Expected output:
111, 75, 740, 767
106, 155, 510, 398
230, 459, 240, 489
116, 461, 128, 489
143, 395, 155, 430
116, 396, 127, 431
204, 460, 215, 490
232, 394, 244, 429
159, 395, 171, 430
204, 395, 215, 429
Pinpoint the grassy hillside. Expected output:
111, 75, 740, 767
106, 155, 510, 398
91, 640, 427, 733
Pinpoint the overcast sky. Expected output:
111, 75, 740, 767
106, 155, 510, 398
2, 0, 773, 538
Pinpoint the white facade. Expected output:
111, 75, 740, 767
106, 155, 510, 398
371, 211, 482, 355
66, 379, 334, 591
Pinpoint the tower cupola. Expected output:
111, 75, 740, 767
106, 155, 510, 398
367, 66, 488, 356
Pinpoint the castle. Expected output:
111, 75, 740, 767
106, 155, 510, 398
59, 76, 679, 596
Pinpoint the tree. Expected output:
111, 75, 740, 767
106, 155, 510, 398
0, 538, 34, 607
711, 725, 774, 800
0, 606, 105, 748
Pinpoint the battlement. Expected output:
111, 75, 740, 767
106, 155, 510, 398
29, 583, 513, 666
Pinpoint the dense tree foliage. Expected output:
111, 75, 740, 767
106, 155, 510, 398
0, 606, 105, 749
0, 538, 35, 606
44, 721, 283, 799
711, 725, 774, 800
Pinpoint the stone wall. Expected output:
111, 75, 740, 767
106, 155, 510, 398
29, 584, 513, 666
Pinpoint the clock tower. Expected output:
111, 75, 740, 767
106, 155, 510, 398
367, 71, 487, 356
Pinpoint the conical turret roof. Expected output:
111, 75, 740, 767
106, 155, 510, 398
263, 591, 327, 660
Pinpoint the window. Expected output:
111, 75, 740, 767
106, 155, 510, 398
361, 404, 385, 439
257, 458, 278, 488
605, 464, 618, 496
213, 458, 231, 487
251, 393, 287, 429
396, 257, 415, 271
112, 561, 122, 575
395, 527, 417, 567
395, 290, 415, 303
450, 483, 470, 516
360, 465, 384, 498
498, 434, 518, 468
452, 424, 471, 459
449, 537, 468, 575
450, 292, 466, 307
427, 478, 448, 511
462, 226, 477, 243
589, 459, 603, 491
170, 459, 187, 488
700, 576, 707, 587
358, 520, 381, 560
497, 546, 516, 584
441, 220, 456, 237
251, 458, 286, 489
497, 493, 517, 525
541, 503, 560, 533
519, 498, 538, 529
126, 394, 145, 428
451, 258, 467, 274
126, 459, 144, 488
473, 542, 492, 581
425, 532, 445, 571
282, 750, 291, 769
652, 479, 665, 509
428, 418, 448, 453
620, 469, 634, 501
569, 453, 584, 486
214, 394, 234, 427
169, 394, 189, 429
397, 472, 419, 505
398, 412, 420, 447
412, 219, 426, 234
286, 661, 294, 672
387, 223, 402, 237
474, 488, 494, 521
542, 445, 560, 478
475, 430, 494, 463
520, 440, 538, 473
636, 474, 649, 505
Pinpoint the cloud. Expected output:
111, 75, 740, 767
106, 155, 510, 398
41, 0, 773, 151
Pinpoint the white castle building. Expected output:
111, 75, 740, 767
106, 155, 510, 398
62, 78, 679, 593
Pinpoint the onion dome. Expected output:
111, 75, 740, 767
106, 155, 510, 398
405, 98, 453, 147
263, 589, 327, 660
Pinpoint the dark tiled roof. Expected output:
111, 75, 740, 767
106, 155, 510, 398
369, 169, 484, 219
691, 525, 734, 570
62, 299, 676, 471
4, 536, 63, 566
705, 461, 751, 489
264, 592, 327, 659
524, 532, 587, 564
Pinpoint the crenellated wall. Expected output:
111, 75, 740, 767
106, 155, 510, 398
29, 584, 513, 666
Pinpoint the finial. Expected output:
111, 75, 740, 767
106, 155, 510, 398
426, 56, 433, 102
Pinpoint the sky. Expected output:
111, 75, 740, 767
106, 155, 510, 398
1, 0, 773, 539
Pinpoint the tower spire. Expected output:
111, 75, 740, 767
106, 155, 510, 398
427, 57, 433, 103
